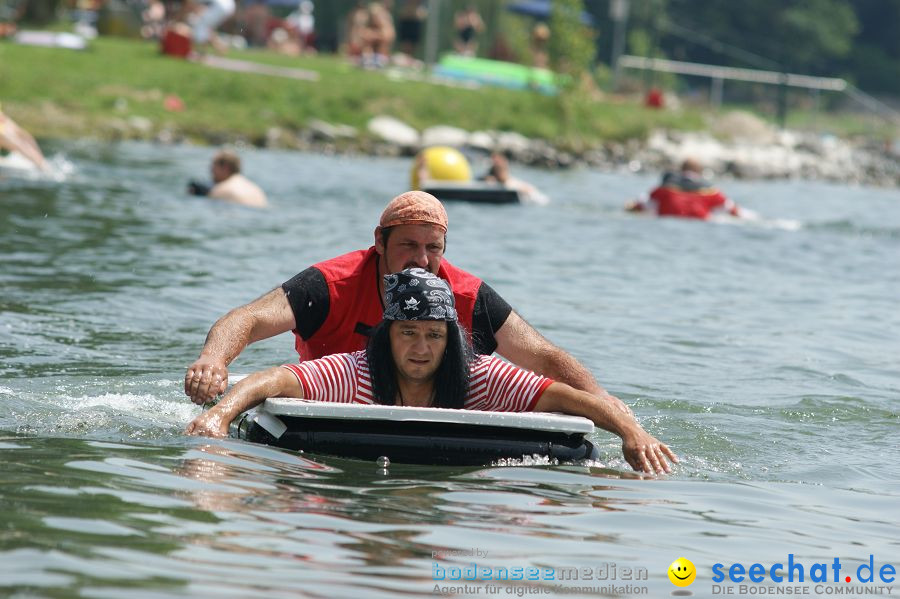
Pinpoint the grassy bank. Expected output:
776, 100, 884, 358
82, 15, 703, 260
1, 36, 705, 148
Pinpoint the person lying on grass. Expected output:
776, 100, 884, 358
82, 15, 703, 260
186, 268, 678, 474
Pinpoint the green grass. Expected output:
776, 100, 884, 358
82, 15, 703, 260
0, 36, 707, 147
785, 109, 894, 139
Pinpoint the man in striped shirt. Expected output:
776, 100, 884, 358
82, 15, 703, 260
187, 268, 677, 474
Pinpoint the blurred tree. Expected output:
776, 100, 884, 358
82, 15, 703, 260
660, 0, 858, 73
548, 0, 594, 82
22, 0, 63, 24
584, 0, 895, 98
548, 0, 596, 143
842, 0, 900, 94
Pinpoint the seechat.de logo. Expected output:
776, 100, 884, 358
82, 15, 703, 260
668, 557, 697, 587
711, 554, 896, 584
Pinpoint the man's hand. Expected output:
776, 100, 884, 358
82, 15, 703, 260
185, 356, 228, 405
621, 428, 678, 475
184, 367, 300, 439
184, 286, 297, 404
185, 408, 229, 438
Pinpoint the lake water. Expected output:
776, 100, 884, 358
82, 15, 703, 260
2, 141, 898, 598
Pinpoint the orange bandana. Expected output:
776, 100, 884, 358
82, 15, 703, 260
379, 191, 448, 233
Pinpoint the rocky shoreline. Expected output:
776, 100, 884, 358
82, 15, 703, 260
106, 110, 900, 187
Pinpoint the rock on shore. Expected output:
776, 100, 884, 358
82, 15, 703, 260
121, 108, 896, 188
337, 111, 898, 188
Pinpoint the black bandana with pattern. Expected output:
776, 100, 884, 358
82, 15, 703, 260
383, 268, 457, 322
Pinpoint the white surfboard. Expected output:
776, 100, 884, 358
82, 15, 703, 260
232, 398, 598, 465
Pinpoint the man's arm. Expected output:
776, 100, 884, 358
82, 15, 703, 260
185, 287, 296, 405
493, 311, 633, 415
185, 366, 303, 437
722, 196, 747, 218
0, 113, 49, 172
534, 382, 677, 474
625, 192, 652, 213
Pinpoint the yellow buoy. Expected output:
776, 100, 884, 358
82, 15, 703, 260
411, 146, 472, 189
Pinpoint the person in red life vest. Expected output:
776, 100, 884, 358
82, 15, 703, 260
185, 190, 632, 418
186, 268, 678, 474
627, 158, 744, 220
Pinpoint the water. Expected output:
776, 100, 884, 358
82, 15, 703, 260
2, 141, 898, 598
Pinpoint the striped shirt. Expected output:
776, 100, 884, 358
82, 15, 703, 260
282, 350, 553, 412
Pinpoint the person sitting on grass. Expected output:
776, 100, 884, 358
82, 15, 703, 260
179, 0, 235, 54
186, 268, 678, 475
453, 4, 484, 57
361, 1, 395, 68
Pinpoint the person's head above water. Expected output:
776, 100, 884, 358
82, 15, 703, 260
680, 157, 703, 176
375, 191, 449, 277
211, 150, 241, 183
486, 153, 510, 183
368, 267, 471, 408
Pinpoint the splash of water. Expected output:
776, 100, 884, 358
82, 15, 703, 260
0, 151, 75, 182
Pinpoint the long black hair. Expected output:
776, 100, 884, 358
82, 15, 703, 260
366, 319, 474, 409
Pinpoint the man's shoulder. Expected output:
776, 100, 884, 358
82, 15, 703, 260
471, 354, 495, 367
208, 174, 264, 203
305, 350, 367, 370
350, 349, 369, 369
663, 172, 714, 192
238, 173, 264, 191
469, 355, 522, 382
439, 258, 483, 295
313, 247, 377, 282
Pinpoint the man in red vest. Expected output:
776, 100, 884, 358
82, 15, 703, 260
627, 158, 744, 220
185, 191, 631, 416
187, 267, 677, 474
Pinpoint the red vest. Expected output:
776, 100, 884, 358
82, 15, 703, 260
650, 186, 728, 219
294, 247, 482, 361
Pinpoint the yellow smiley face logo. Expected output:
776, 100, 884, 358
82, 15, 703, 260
668, 557, 696, 586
